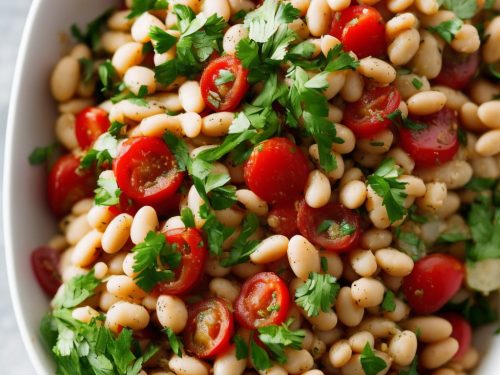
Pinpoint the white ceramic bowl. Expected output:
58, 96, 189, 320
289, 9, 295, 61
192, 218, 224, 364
3, 0, 500, 374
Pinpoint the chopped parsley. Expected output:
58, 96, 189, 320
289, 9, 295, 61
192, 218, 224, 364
80, 132, 119, 170
467, 196, 500, 261
320, 256, 328, 272
295, 272, 340, 317
70, 8, 113, 51
28, 143, 58, 166
381, 290, 396, 312
446, 293, 498, 327
214, 69, 236, 86
429, 18, 464, 43
149, 26, 177, 54
52, 270, 100, 309
108, 121, 126, 139
464, 177, 497, 192
164, 327, 183, 357
127, 0, 168, 19
317, 219, 356, 237
98, 60, 117, 94
440, 0, 477, 20
395, 228, 426, 260
400, 356, 419, 375
411, 77, 423, 89
360, 343, 387, 375
94, 175, 121, 206
180, 207, 196, 228
162, 131, 191, 172
220, 214, 259, 266
388, 109, 427, 131
79, 58, 94, 84
234, 335, 248, 359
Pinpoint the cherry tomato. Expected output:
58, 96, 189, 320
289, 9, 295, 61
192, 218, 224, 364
243, 137, 310, 204
433, 48, 480, 90
200, 55, 249, 112
441, 312, 472, 360
48, 154, 96, 217
343, 85, 401, 138
75, 107, 110, 149
154, 228, 207, 295
235, 272, 290, 329
399, 108, 459, 167
108, 193, 139, 217
297, 200, 361, 252
184, 297, 234, 358
267, 202, 299, 237
329, 5, 386, 58
113, 136, 184, 206
31, 246, 62, 296
402, 254, 465, 315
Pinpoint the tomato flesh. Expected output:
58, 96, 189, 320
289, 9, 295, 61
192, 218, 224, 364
329, 5, 386, 58
441, 312, 472, 360
244, 137, 310, 204
75, 107, 110, 149
399, 108, 459, 167
200, 55, 249, 112
343, 85, 401, 138
155, 228, 207, 295
235, 272, 290, 329
297, 201, 361, 252
267, 202, 299, 238
31, 246, 62, 297
402, 254, 464, 315
184, 297, 234, 358
48, 154, 96, 217
113, 136, 184, 206
434, 48, 480, 90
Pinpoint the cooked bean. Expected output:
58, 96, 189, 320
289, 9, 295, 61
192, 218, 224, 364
388, 28, 420, 66
66, 214, 92, 246
283, 348, 314, 374
407, 91, 447, 115
388, 330, 418, 366
71, 230, 102, 267
358, 57, 396, 84
421, 338, 459, 369
287, 235, 321, 280
156, 295, 188, 333
213, 345, 246, 375
340, 71, 364, 103
87, 205, 115, 232
349, 249, 377, 277
305, 170, 331, 208
101, 31, 133, 54
329, 340, 352, 368
451, 24, 480, 54
402, 316, 453, 342
478, 101, 500, 129
131, 206, 159, 244
386, 13, 417, 39
306, 0, 332, 37
410, 31, 442, 79
375, 248, 414, 277
106, 275, 146, 303
339, 180, 367, 209
105, 301, 150, 333
250, 235, 289, 264
383, 298, 410, 322
209, 278, 241, 302
50, 56, 80, 102
223, 24, 248, 55
348, 331, 375, 353
415, 160, 473, 189
169, 354, 209, 375
483, 16, 500, 64
336, 287, 364, 326
358, 317, 398, 338
101, 214, 133, 254
124, 66, 156, 95
112, 42, 144, 76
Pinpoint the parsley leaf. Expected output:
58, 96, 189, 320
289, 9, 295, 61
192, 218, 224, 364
199, 206, 235, 256
70, 8, 113, 51
180, 207, 196, 228
220, 214, 260, 266
467, 196, 500, 261
98, 60, 118, 94
80, 132, 119, 170
367, 158, 408, 223
411, 77, 423, 89
257, 319, 305, 364
464, 177, 497, 192
250, 337, 272, 370
94, 175, 121, 206
360, 343, 387, 375
429, 19, 464, 43
164, 327, 183, 357
400, 356, 419, 375
395, 228, 426, 260
149, 26, 177, 53
79, 58, 95, 84
132, 231, 182, 292
29, 143, 57, 165
323, 44, 359, 72
381, 290, 396, 312
163, 131, 191, 172
441, 0, 477, 19
109, 121, 126, 138
388, 109, 427, 131
436, 231, 470, 244
295, 272, 340, 317
234, 335, 249, 360
127, 0, 168, 19
53, 270, 100, 309
446, 293, 498, 327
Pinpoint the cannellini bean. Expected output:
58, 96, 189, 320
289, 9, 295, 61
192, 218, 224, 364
451, 24, 480, 54
329, 340, 352, 368
358, 57, 396, 84
131, 13, 165, 43
421, 338, 459, 369
287, 235, 321, 280
112, 42, 144, 76
351, 277, 385, 308
139, 113, 182, 137
169, 355, 209, 375
156, 295, 188, 333
105, 301, 150, 332
66, 214, 92, 245
389, 330, 418, 366
122, 253, 137, 278
339, 180, 367, 209
306, 0, 332, 37
179, 81, 205, 113
416, 182, 447, 212
209, 278, 240, 302
432, 85, 468, 110
202, 0, 231, 21
383, 298, 410, 322
385, 13, 417, 39
470, 79, 500, 105
320, 35, 341, 56
50, 56, 80, 102
361, 228, 393, 250
235, 189, 268, 216
348, 331, 375, 353
71, 230, 102, 267
332, 125, 356, 154
72, 306, 100, 323
410, 31, 442, 79
375, 248, 414, 277
106, 275, 146, 302
483, 16, 500, 64
460, 102, 489, 133
288, 18, 310, 40
118, 99, 165, 122
356, 130, 394, 155
415, 160, 473, 189
292, 0, 311, 16
283, 349, 314, 374
478, 101, 500, 129
130, 206, 159, 244
403, 316, 453, 342
70, 43, 91, 60
358, 317, 398, 339
201, 112, 235, 136
250, 235, 289, 264
87, 205, 115, 232
123, 66, 156, 95
388, 28, 420, 66
407, 91, 447, 115
415, 0, 439, 14
335, 287, 364, 327
340, 70, 364, 102
475, 129, 500, 156
55, 113, 78, 150
101, 31, 133, 54
324, 71, 347, 99
320, 252, 343, 278
305, 309, 338, 331
395, 74, 431, 100
101, 214, 133, 254
387, 0, 415, 13
341, 352, 391, 375
223, 24, 248, 55
305, 170, 331, 208
349, 249, 377, 277
107, 10, 134, 31
214, 345, 246, 375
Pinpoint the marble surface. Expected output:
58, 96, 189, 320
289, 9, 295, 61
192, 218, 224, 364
0, 0, 36, 372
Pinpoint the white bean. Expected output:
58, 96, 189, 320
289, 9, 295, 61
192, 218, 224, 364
287, 235, 321, 280
156, 295, 188, 333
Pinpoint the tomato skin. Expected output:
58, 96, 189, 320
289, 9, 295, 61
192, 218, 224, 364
235, 272, 290, 329
244, 138, 310, 204
399, 108, 459, 167
343, 85, 401, 138
31, 246, 62, 297
75, 107, 110, 149
154, 228, 207, 295
433, 48, 480, 90
113, 137, 184, 206
184, 297, 234, 358
267, 202, 299, 237
297, 201, 361, 252
200, 55, 249, 112
48, 154, 96, 217
329, 5, 386, 58
441, 312, 472, 360
402, 254, 465, 315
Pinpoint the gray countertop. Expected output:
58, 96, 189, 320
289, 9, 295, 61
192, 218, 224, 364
0, 0, 36, 372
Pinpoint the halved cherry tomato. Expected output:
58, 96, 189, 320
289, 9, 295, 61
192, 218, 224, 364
402, 254, 465, 315
329, 5, 386, 58
399, 107, 459, 167
441, 312, 472, 360
433, 48, 479, 90
297, 200, 361, 252
48, 154, 96, 217
113, 136, 184, 206
31, 246, 62, 297
243, 137, 310, 204
235, 272, 290, 329
184, 297, 234, 358
75, 107, 110, 149
267, 201, 299, 238
200, 55, 249, 112
154, 228, 207, 295
343, 85, 401, 138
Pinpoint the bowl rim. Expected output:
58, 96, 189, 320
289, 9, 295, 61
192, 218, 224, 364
4, 0, 46, 374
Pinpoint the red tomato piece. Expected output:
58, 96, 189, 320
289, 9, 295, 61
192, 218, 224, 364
154, 228, 207, 295
441, 312, 472, 360
399, 107, 459, 167
235, 272, 290, 329
75, 107, 110, 149
184, 297, 234, 358
200, 55, 249, 112
31, 246, 62, 297
402, 254, 465, 315
267, 201, 299, 237
343, 85, 401, 138
243, 137, 310, 204
433, 48, 480, 90
48, 154, 96, 217
113, 136, 184, 206
297, 200, 361, 252
329, 5, 386, 58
